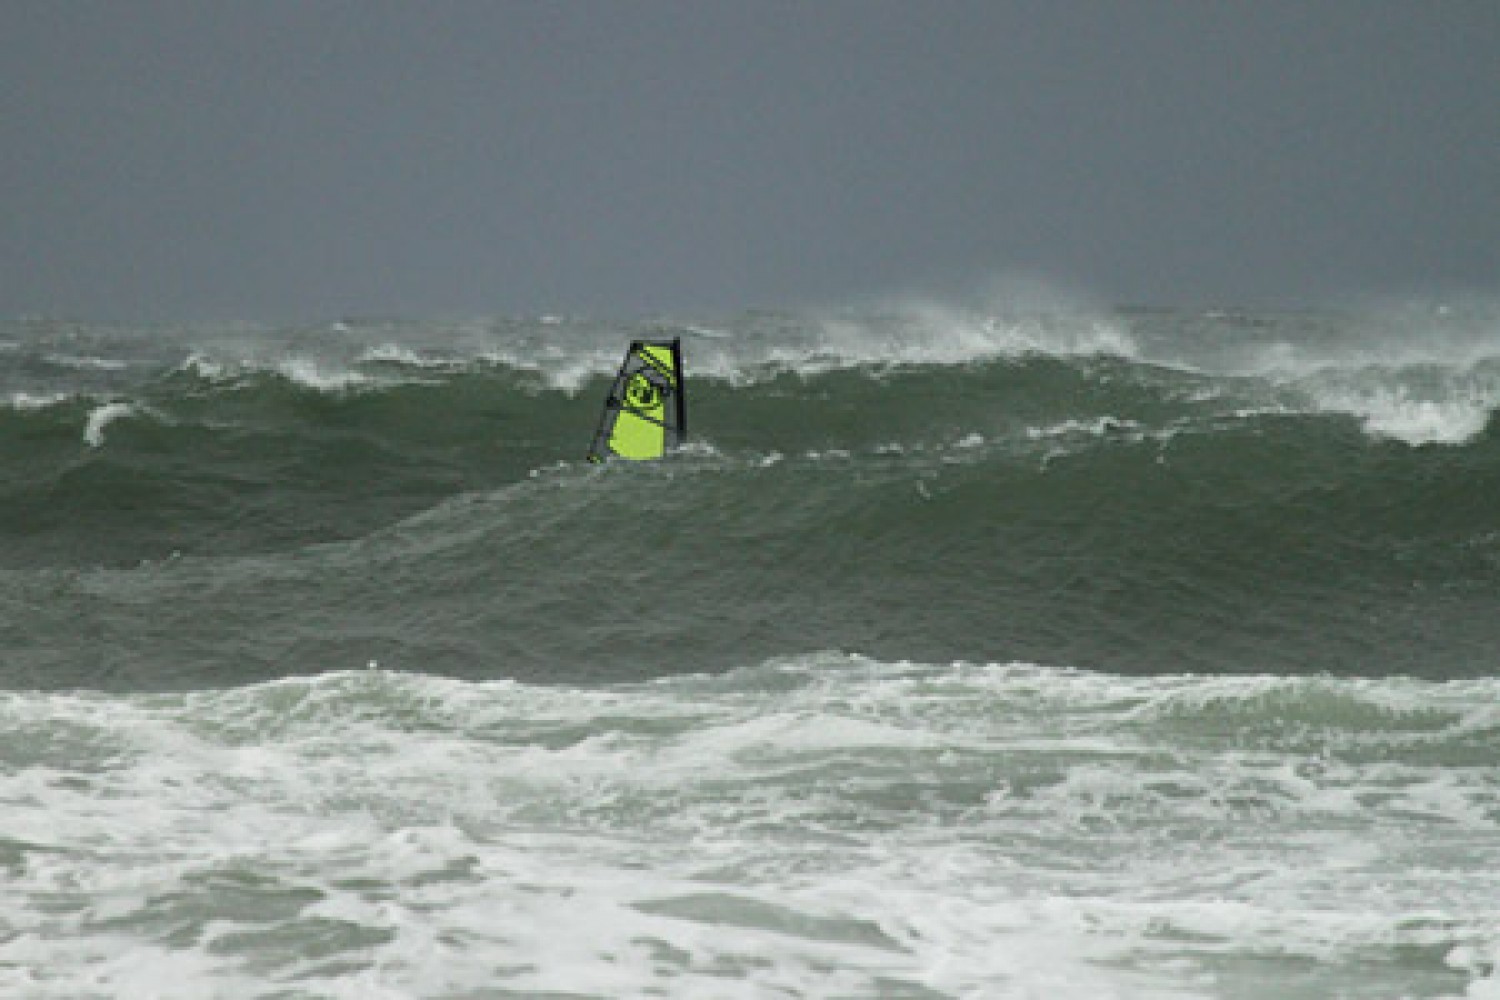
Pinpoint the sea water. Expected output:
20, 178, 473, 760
2, 300, 1497, 997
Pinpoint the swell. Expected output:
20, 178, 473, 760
4, 413, 1497, 690
2, 353, 1497, 689
0, 364, 581, 567
5, 355, 1497, 568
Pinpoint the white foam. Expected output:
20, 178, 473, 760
814, 301, 1139, 369
478, 344, 625, 393
358, 343, 430, 366
83, 401, 136, 447
7, 391, 69, 411
176, 352, 229, 382
41, 353, 129, 371
2, 663, 1496, 998
357, 343, 461, 369
460, 290, 1145, 390
802, 447, 851, 461
174, 352, 375, 392
1026, 416, 1147, 441
1313, 383, 1495, 446
276, 358, 370, 391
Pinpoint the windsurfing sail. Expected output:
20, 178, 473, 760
586, 338, 686, 462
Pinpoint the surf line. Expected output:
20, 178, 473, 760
586, 338, 686, 463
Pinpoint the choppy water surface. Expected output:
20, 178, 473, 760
2, 301, 1497, 997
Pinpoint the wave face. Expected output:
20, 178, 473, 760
2, 305, 1497, 687
2, 303, 1499, 997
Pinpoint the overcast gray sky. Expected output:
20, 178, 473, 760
3, 1, 1497, 321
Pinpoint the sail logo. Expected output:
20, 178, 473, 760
626, 373, 663, 410
586, 338, 686, 462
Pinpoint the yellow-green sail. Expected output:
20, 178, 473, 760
587, 338, 686, 462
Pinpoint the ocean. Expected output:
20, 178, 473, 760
1, 299, 1497, 998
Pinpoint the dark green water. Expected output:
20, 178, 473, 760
1, 308, 1496, 688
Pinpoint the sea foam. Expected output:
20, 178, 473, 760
2, 661, 1495, 999
83, 401, 136, 447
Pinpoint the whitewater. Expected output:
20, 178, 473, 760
1, 299, 1497, 998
